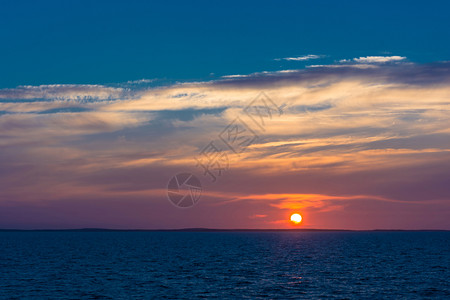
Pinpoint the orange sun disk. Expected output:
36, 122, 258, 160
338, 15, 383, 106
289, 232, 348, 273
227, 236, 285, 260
290, 213, 302, 224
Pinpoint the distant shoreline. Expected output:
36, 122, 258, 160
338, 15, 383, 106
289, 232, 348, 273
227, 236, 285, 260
0, 228, 448, 232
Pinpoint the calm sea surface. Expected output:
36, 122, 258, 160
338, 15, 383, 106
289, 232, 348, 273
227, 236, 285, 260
0, 231, 448, 299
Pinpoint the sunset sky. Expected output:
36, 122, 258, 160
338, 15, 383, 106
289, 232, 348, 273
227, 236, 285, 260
1, 0, 449, 229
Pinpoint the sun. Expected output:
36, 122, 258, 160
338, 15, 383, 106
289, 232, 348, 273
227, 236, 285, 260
290, 213, 302, 224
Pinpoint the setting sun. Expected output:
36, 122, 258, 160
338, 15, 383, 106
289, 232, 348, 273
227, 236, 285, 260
290, 213, 302, 224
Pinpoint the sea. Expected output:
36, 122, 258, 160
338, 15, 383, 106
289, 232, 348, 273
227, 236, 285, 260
0, 231, 448, 299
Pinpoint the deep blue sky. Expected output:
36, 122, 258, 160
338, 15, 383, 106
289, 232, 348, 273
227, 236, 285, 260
1, 0, 450, 88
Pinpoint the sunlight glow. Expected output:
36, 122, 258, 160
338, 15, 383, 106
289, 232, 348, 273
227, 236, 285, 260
290, 213, 302, 224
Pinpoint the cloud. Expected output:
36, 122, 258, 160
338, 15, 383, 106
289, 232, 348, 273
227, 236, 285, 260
126, 79, 155, 84
0, 84, 131, 102
233, 193, 439, 211
340, 56, 407, 64
221, 74, 250, 78
249, 214, 267, 219
307, 64, 379, 69
0, 60, 449, 229
275, 54, 324, 61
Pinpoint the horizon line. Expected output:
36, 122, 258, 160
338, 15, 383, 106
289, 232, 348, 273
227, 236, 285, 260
0, 228, 448, 232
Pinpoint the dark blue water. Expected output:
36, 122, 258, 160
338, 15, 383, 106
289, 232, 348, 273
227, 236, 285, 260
0, 231, 448, 299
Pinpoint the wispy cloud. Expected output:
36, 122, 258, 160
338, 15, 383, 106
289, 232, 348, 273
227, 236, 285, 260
249, 214, 267, 219
221, 74, 251, 79
0, 84, 130, 102
307, 64, 378, 69
126, 79, 155, 85
275, 54, 324, 61
340, 55, 407, 64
